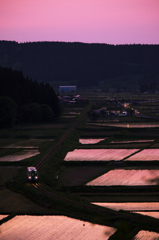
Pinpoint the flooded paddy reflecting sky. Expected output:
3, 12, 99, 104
0, 215, 116, 240
0, 150, 40, 162
64, 149, 139, 161
79, 139, 105, 144
86, 170, 159, 186
92, 202, 159, 211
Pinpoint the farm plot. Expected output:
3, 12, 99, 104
59, 166, 109, 186
134, 212, 159, 219
133, 230, 159, 239
68, 112, 80, 115
0, 167, 21, 185
111, 140, 154, 143
88, 123, 159, 128
0, 189, 49, 213
0, 215, 8, 220
86, 170, 159, 186
91, 202, 159, 211
150, 143, 159, 148
79, 139, 105, 144
64, 149, 139, 161
0, 150, 40, 162
0, 215, 116, 240
2, 139, 53, 149
125, 149, 159, 161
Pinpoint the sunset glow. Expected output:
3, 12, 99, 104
0, 0, 159, 44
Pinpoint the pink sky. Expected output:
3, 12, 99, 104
0, 0, 159, 44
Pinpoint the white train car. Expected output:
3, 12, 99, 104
27, 166, 38, 182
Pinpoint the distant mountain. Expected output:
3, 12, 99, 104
0, 41, 159, 90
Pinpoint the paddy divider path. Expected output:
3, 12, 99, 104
122, 139, 158, 161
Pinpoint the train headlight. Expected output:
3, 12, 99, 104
28, 176, 31, 179
35, 176, 38, 179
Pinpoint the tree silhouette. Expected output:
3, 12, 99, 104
0, 96, 17, 128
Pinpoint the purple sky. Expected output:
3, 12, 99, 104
0, 0, 159, 44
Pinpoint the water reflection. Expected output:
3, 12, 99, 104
79, 139, 105, 144
0, 150, 40, 162
86, 170, 159, 186
2, 139, 53, 149
0, 215, 116, 240
87, 123, 159, 128
111, 140, 154, 143
92, 202, 159, 211
126, 149, 159, 161
134, 230, 159, 239
64, 149, 139, 161
134, 212, 159, 219
0, 215, 8, 220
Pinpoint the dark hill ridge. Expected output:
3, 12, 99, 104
0, 41, 159, 89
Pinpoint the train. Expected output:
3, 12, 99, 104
27, 166, 38, 182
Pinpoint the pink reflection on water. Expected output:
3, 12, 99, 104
111, 140, 154, 143
126, 149, 159, 161
0, 215, 8, 220
64, 149, 139, 161
0, 150, 40, 162
86, 170, 159, 186
2, 139, 53, 149
0, 215, 116, 240
79, 139, 105, 144
134, 212, 159, 219
92, 202, 159, 211
91, 123, 159, 128
134, 230, 159, 239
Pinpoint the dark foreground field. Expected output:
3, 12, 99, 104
1, 96, 159, 239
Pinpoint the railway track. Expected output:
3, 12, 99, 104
36, 105, 90, 170
32, 105, 159, 230
32, 183, 159, 227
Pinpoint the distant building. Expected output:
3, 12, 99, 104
59, 86, 76, 93
109, 88, 116, 93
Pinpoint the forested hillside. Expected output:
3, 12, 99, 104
0, 41, 159, 90
0, 66, 59, 127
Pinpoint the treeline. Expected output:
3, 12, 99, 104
0, 66, 59, 128
0, 41, 159, 89
140, 81, 157, 93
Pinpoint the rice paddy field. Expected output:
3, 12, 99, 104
125, 149, 159, 161
92, 203, 159, 221
0, 215, 8, 221
87, 122, 159, 128
0, 149, 40, 162
1, 92, 159, 239
86, 169, 159, 186
79, 138, 105, 144
133, 230, 159, 240
91, 202, 159, 211
134, 212, 159, 219
0, 215, 116, 240
111, 140, 154, 143
0, 167, 22, 186
1, 139, 54, 149
64, 149, 139, 161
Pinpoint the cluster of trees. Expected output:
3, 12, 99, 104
139, 71, 159, 93
0, 66, 59, 128
0, 41, 159, 89
140, 81, 157, 93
